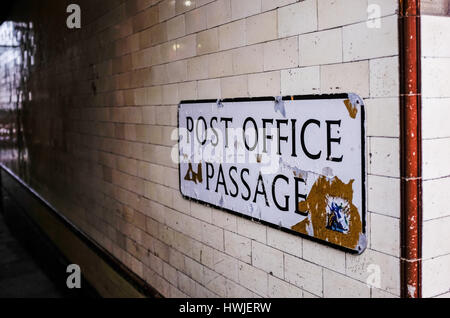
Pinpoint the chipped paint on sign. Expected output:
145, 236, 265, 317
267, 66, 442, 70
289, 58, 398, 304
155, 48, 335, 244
178, 94, 366, 254
344, 93, 364, 119
344, 99, 358, 119
184, 162, 203, 184
291, 176, 364, 252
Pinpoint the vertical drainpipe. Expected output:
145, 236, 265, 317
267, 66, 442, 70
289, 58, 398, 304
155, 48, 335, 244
399, 0, 422, 298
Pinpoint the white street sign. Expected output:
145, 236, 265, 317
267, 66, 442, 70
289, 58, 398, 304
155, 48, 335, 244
178, 94, 366, 254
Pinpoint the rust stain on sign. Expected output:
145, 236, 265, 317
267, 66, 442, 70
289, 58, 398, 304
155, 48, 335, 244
344, 99, 358, 119
291, 175, 362, 250
184, 162, 203, 184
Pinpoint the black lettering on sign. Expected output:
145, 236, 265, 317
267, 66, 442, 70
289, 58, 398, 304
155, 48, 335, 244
272, 175, 289, 212
262, 119, 274, 153
243, 117, 258, 151
221, 118, 233, 148
241, 168, 251, 201
276, 119, 289, 156
215, 164, 229, 195
326, 120, 343, 162
196, 116, 208, 145
206, 162, 214, 191
228, 166, 239, 198
253, 173, 269, 207
295, 177, 308, 216
210, 117, 219, 147
301, 119, 322, 160
186, 117, 193, 144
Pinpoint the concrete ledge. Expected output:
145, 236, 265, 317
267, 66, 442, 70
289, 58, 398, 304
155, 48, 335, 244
0, 164, 162, 298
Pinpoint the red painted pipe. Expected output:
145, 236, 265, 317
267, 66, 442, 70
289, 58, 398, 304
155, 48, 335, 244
399, 0, 422, 298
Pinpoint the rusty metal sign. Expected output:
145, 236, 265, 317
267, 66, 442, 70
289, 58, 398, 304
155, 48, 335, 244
178, 94, 366, 254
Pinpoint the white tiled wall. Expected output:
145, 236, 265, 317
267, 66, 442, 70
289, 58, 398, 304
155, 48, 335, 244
0, 0, 404, 298
421, 14, 450, 298
119, 0, 401, 298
